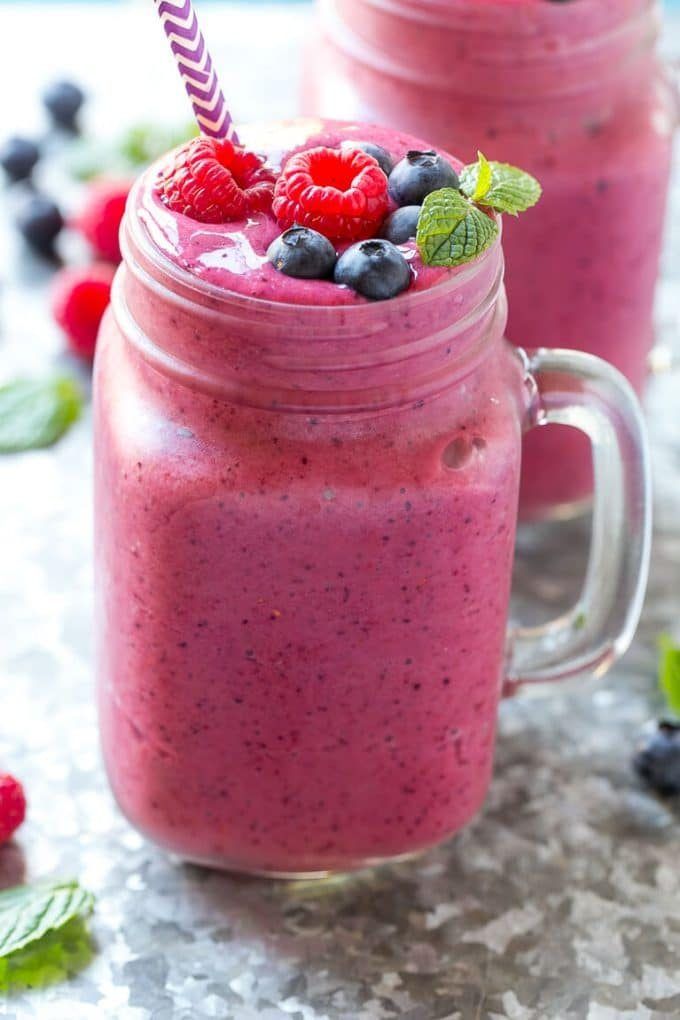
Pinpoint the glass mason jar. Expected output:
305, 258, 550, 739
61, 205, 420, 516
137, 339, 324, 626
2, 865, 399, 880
94, 175, 651, 878
303, 0, 677, 519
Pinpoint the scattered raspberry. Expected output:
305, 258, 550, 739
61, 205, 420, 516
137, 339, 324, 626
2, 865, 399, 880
76, 179, 131, 263
51, 263, 116, 361
273, 146, 389, 243
158, 137, 276, 223
0, 774, 26, 845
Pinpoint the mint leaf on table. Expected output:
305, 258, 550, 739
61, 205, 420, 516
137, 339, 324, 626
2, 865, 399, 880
659, 635, 680, 716
460, 158, 542, 216
0, 880, 93, 957
0, 916, 94, 993
0, 880, 95, 992
0, 377, 83, 454
416, 188, 499, 268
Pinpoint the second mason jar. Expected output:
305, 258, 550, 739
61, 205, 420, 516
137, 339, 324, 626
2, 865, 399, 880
304, 0, 677, 518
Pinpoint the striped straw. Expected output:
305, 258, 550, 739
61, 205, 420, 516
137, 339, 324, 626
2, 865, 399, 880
154, 0, 239, 143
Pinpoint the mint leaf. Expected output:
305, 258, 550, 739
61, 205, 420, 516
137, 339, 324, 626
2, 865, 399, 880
0, 880, 94, 960
0, 377, 82, 453
461, 160, 542, 216
459, 151, 493, 203
67, 123, 198, 181
417, 188, 499, 268
119, 121, 199, 168
0, 916, 94, 993
659, 635, 680, 716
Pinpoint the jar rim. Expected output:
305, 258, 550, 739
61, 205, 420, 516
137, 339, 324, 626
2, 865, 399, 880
118, 171, 508, 413
354, 0, 657, 34
319, 0, 660, 98
124, 169, 503, 322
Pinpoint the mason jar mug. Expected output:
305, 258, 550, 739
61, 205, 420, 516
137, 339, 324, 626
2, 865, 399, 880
94, 176, 651, 877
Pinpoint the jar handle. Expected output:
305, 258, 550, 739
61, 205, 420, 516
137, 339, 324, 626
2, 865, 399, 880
505, 347, 652, 691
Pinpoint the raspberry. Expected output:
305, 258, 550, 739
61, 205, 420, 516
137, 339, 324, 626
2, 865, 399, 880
158, 137, 276, 224
52, 263, 116, 361
76, 179, 131, 263
273, 146, 389, 243
0, 774, 26, 845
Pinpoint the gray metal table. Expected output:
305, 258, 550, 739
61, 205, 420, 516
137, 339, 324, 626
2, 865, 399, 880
1, 6, 680, 1018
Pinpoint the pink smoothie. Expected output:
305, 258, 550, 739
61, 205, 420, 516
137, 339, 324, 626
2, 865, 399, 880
95, 120, 526, 874
304, 0, 677, 517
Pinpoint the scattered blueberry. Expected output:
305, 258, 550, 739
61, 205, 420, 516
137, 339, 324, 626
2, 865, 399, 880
16, 194, 64, 256
334, 239, 411, 300
389, 150, 460, 206
0, 137, 40, 183
341, 140, 393, 177
268, 226, 337, 279
634, 721, 680, 797
380, 206, 421, 245
43, 80, 86, 131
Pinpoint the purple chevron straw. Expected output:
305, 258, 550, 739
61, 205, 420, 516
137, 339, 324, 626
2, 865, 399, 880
153, 0, 239, 143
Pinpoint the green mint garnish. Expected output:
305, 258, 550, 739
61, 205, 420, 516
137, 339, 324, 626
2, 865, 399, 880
0, 881, 95, 992
416, 187, 499, 268
659, 635, 680, 716
460, 154, 542, 216
416, 153, 540, 268
0, 377, 83, 454
463, 150, 493, 203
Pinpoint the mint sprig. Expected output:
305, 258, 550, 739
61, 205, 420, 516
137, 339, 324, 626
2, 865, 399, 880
0, 377, 83, 454
416, 188, 499, 268
0, 880, 95, 991
659, 635, 680, 716
416, 153, 540, 268
460, 153, 542, 216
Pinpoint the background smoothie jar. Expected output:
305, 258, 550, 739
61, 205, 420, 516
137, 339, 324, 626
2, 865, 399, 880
94, 119, 650, 877
303, 0, 677, 518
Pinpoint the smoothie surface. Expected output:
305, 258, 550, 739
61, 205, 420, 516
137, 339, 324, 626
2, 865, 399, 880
137, 119, 458, 306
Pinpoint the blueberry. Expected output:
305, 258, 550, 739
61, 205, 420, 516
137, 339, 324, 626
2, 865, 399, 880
16, 194, 64, 256
43, 80, 85, 131
341, 140, 393, 176
389, 150, 460, 206
334, 239, 411, 300
634, 721, 680, 797
380, 206, 421, 245
0, 137, 40, 182
268, 227, 337, 279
